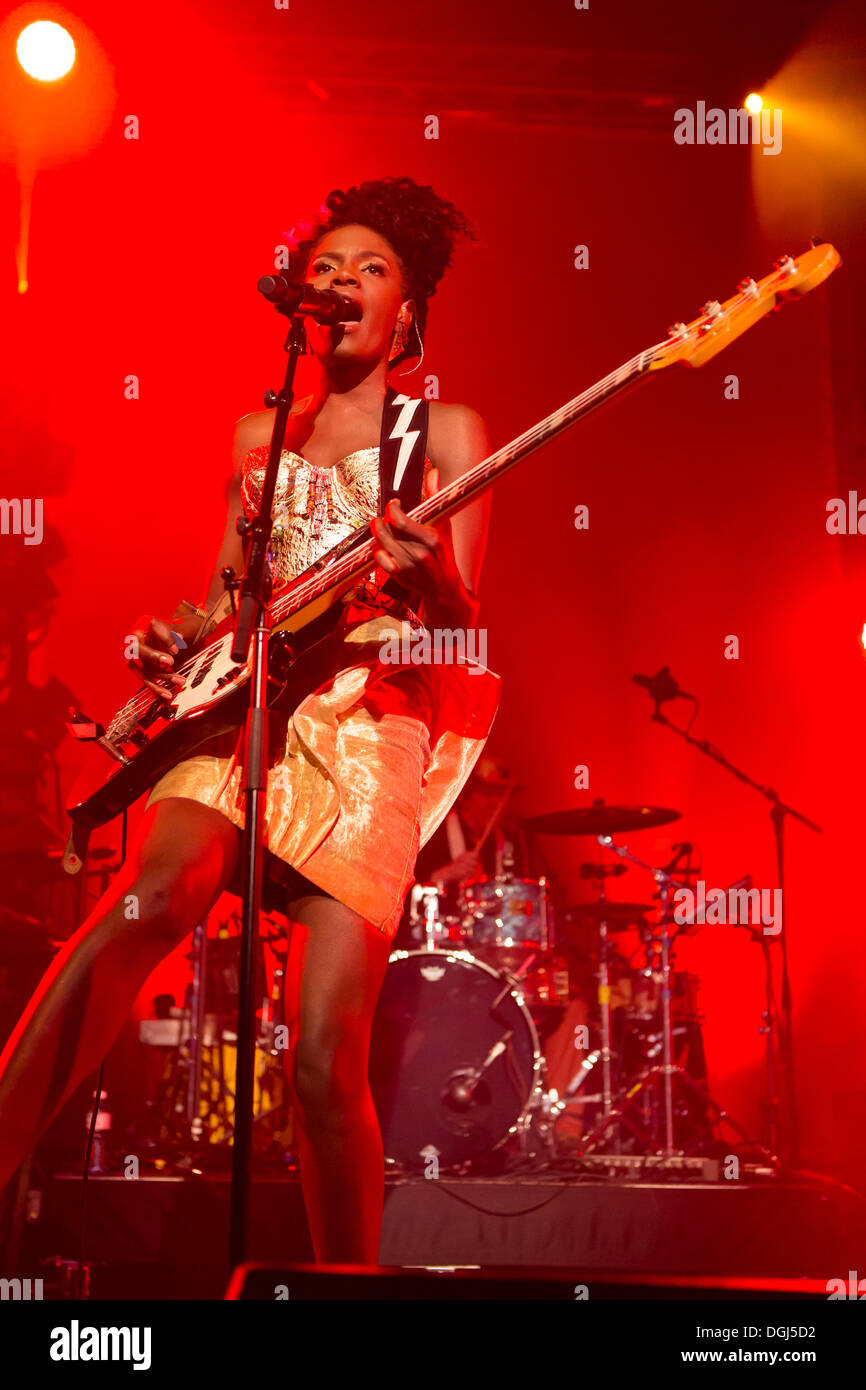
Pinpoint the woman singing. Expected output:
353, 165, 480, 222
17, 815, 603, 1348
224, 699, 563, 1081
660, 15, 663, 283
0, 176, 499, 1264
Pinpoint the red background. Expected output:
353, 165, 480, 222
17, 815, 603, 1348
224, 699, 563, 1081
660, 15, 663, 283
1, 0, 864, 1181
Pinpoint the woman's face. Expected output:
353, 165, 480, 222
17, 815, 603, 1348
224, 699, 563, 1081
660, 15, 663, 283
303, 223, 410, 367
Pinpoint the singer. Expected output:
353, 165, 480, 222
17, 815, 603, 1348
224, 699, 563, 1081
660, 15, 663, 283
0, 176, 500, 1264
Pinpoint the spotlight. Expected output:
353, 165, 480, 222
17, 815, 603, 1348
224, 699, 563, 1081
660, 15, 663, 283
744, 92, 764, 115
16, 20, 76, 82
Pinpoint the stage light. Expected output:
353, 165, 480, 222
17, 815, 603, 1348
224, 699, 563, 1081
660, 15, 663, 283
16, 20, 76, 82
861, 621, 866, 653
745, 92, 764, 114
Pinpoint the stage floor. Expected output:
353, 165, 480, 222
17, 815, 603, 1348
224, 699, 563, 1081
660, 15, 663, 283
15, 1169, 863, 1299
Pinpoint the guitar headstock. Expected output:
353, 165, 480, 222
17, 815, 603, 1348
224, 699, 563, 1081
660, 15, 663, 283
647, 242, 841, 371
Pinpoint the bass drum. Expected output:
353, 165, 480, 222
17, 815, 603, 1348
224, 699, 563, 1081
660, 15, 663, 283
369, 950, 543, 1170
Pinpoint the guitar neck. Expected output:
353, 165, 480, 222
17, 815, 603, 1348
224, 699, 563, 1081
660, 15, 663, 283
271, 344, 655, 625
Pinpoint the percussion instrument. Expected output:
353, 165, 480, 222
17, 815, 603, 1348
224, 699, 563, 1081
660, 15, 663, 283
526, 801, 682, 836
459, 875, 552, 963
368, 949, 544, 1170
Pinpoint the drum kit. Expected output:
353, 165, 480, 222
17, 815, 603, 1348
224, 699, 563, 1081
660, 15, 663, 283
366, 798, 752, 1176
136, 796, 775, 1180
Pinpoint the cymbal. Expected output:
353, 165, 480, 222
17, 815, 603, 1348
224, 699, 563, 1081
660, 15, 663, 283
525, 803, 681, 836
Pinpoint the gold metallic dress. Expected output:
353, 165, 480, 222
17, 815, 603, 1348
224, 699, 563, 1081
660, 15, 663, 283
147, 445, 501, 938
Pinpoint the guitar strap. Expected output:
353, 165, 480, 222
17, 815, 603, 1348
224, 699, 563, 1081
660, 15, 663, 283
377, 385, 430, 603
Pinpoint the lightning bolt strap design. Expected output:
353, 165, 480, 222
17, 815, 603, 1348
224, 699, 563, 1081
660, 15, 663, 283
389, 397, 423, 493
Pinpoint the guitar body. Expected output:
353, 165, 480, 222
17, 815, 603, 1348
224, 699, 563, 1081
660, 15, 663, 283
66, 600, 345, 829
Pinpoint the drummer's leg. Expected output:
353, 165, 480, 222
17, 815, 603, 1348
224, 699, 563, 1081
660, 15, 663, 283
283, 895, 392, 1265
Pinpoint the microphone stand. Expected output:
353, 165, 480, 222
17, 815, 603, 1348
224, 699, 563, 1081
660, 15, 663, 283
642, 691, 822, 1163
227, 296, 309, 1274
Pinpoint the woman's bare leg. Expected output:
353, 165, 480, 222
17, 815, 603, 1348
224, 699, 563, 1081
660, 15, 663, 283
284, 896, 393, 1265
0, 798, 240, 1195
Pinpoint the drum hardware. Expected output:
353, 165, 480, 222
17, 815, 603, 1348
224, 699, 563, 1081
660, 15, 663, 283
408, 881, 457, 950
575, 833, 781, 1169
549, 887, 646, 1143
561, 1047, 605, 1108
633, 665, 825, 1163
138, 908, 294, 1166
187, 919, 208, 1146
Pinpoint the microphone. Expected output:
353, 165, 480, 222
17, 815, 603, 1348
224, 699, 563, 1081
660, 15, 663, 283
631, 665, 695, 704
257, 277, 363, 325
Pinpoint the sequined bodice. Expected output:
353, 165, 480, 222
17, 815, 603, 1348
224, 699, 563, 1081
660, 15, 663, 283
242, 445, 388, 584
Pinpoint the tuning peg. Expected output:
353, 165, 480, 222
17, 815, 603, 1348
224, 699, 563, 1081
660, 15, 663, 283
737, 277, 759, 298
697, 300, 723, 335
774, 255, 796, 275
667, 321, 688, 339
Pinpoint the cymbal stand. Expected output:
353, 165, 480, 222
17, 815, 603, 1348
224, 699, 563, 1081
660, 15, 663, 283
186, 920, 208, 1145
578, 834, 780, 1167
594, 884, 615, 1124
409, 883, 445, 950
640, 693, 821, 1163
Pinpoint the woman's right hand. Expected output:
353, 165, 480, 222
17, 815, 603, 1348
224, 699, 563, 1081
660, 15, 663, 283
125, 615, 187, 702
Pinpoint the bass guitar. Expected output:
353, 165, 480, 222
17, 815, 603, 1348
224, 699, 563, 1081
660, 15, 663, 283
66, 242, 840, 837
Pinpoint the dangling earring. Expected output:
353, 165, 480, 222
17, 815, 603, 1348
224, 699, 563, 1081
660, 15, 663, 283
388, 316, 409, 365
